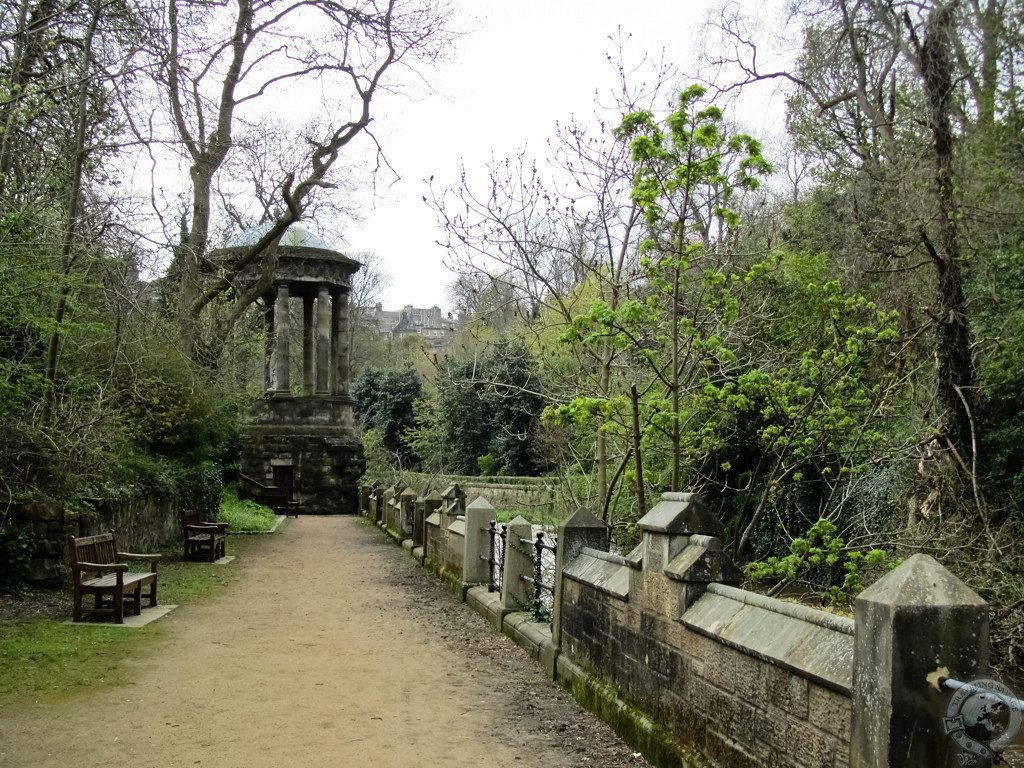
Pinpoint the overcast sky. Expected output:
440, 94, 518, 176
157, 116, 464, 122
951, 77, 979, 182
338, 0, 792, 312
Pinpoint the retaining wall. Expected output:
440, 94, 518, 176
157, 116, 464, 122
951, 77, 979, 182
6, 493, 185, 584
361, 484, 994, 768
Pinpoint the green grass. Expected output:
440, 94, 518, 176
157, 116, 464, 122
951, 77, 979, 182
216, 485, 278, 532
0, 539, 246, 703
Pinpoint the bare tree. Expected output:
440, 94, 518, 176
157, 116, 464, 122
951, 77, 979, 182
346, 249, 391, 375
151, 0, 451, 360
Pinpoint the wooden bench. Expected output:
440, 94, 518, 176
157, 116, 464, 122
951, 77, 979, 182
180, 510, 227, 561
67, 531, 160, 624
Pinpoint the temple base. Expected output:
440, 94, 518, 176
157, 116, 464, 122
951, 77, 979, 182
239, 395, 365, 515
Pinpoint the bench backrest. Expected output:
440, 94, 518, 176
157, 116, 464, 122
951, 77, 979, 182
67, 531, 118, 583
181, 509, 212, 531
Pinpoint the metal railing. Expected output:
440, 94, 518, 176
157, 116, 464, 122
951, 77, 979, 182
484, 521, 507, 593
519, 530, 557, 622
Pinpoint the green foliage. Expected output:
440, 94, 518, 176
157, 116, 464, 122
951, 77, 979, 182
353, 365, 423, 465
0, 522, 37, 591
216, 486, 277, 532
360, 428, 395, 487
974, 242, 1024, 523
421, 339, 550, 476
745, 519, 895, 606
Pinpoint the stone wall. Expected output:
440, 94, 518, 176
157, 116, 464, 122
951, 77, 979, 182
560, 576, 852, 768
361, 487, 994, 768
398, 472, 557, 520
7, 493, 185, 584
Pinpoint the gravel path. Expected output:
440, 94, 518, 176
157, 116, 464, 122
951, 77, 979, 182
0, 516, 649, 768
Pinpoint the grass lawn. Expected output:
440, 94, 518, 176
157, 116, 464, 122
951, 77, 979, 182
216, 485, 278, 532
0, 536, 254, 704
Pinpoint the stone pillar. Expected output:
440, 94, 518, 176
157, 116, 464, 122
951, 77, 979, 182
463, 496, 495, 586
372, 482, 385, 524
423, 491, 442, 561
851, 554, 989, 768
263, 298, 274, 392
633, 492, 724, 616
302, 295, 315, 396
332, 288, 349, 395
441, 484, 466, 560
273, 283, 290, 392
381, 485, 396, 530
500, 516, 533, 613
552, 508, 609, 647
315, 285, 331, 394
397, 487, 416, 539
664, 533, 741, 611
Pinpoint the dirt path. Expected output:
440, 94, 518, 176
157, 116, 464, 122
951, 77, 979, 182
0, 517, 648, 768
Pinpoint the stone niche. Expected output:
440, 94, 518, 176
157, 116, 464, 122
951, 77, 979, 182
212, 225, 366, 515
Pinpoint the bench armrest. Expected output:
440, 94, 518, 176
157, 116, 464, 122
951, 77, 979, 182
117, 552, 161, 560
185, 523, 227, 533
75, 562, 127, 573
117, 552, 161, 572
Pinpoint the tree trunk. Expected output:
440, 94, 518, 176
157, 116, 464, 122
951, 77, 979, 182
921, 3, 975, 461
42, 0, 101, 417
630, 383, 647, 517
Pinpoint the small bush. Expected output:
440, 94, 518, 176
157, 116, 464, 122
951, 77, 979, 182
0, 522, 37, 591
216, 486, 277, 532
745, 518, 896, 607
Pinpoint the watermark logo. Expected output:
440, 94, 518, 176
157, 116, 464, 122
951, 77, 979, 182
943, 677, 1023, 763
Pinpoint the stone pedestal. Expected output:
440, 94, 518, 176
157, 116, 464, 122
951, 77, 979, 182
239, 395, 365, 515
851, 554, 990, 768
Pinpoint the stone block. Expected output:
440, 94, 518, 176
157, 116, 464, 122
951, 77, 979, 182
767, 663, 811, 720
808, 684, 852, 742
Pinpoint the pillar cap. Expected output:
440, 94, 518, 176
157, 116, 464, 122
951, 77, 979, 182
466, 496, 494, 511
856, 553, 986, 608
558, 508, 606, 531
400, 486, 417, 498
636, 492, 724, 536
441, 483, 466, 499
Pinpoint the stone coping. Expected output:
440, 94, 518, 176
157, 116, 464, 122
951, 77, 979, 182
707, 583, 854, 635
563, 550, 630, 600
682, 588, 854, 694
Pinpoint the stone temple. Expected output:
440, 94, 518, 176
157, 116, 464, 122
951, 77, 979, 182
211, 225, 365, 514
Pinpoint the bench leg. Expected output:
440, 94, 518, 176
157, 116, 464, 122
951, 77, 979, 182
114, 585, 124, 624
129, 584, 142, 615
72, 588, 82, 622
148, 579, 158, 607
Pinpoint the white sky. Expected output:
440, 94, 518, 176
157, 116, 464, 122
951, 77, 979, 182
314, 0, 792, 311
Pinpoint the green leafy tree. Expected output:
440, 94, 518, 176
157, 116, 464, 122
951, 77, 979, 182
353, 365, 423, 466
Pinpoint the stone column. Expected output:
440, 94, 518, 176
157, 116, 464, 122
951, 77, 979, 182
302, 295, 315, 396
273, 283, 290, 392
423, 491, 442, 561
315, 285, 331, 394
552, 508, 608, 647
500, 516, 534, 613
851, 554, 989, 768
462, 496, 495, 586
399, 487, 417, 538
332, 288, 350, 395
263, 298, 274, 392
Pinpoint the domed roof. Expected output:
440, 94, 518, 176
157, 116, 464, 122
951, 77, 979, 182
224, 222, 332, 250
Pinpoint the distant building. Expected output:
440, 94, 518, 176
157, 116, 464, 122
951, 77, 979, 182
360, 303, 456, 347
